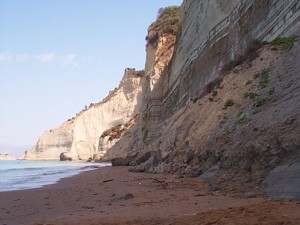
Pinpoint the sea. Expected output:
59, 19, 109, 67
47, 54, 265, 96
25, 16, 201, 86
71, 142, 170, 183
0, 160, 111, 192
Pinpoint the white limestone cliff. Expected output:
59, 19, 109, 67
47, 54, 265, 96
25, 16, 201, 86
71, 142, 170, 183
21, 69, 144, 161
19, 119, 74, 160
0, 154, 16, 160
69, 71, 143, 160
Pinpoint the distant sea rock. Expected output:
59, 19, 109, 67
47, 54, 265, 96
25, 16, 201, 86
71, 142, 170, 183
0, 154, 16, 160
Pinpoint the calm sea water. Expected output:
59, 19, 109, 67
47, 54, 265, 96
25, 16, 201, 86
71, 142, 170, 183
0, 160, 111, 192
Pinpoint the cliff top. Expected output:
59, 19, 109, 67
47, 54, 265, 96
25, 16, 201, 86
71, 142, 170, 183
146, 6, 181, 45
62, 68, 144, 123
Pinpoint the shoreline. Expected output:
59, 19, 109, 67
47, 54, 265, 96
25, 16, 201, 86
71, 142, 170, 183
0, 160, 110, 193
1, 166, 300, 225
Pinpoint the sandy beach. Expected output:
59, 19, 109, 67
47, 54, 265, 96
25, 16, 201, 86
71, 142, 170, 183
0, 166, 300, 225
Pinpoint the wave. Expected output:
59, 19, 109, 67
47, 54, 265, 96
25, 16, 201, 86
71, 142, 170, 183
41, 167, 82, 176
1, 167, 53, 172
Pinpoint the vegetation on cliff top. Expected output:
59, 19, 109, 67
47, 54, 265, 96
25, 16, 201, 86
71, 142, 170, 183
125, 68, 145, 77
146, 6, 180, 45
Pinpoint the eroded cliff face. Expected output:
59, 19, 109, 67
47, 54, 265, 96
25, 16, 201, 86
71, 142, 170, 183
69, 71, 143, 160
22, 69, 144, 161
20, 119, 74, 160
109, 0, 300, 195
163, 0, 300, 112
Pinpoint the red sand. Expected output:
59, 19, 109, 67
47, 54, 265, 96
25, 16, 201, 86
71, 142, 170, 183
0, 167, 299, 225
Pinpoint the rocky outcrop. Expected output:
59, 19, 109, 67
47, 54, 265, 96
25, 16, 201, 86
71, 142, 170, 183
60, 152, 73, 161
95, 115, 138, 161
111, 156, 133, 166
21, 69, 144, 161
264, 157, 300, 201
0, 154, 15, 160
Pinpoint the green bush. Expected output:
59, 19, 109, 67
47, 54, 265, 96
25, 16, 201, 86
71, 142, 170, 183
269, 36, 297, 51
253, 97, 268, 107
244, 92, 257, 100
212, 90, 218, 97
259, 68, 270, 88
146, 6, 180, 44
224, 99, 234, 109
228, 59, 243, 71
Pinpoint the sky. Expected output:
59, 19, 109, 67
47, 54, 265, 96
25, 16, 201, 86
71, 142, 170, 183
0, 0, 182, 157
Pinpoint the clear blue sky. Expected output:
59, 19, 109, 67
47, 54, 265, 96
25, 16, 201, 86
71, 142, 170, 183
0, 0, 182, 156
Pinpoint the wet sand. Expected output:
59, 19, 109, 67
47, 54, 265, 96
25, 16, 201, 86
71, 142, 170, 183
0, 166, 299, 225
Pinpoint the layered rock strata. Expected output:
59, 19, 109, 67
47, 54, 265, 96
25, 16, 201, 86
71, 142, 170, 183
107, 0, 300, 195
163, 0, 300, 113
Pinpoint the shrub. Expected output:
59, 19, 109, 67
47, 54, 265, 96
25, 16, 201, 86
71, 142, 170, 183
244, 92, 257, 100
235, 115, 250, 125
268, 87, 275, 95
224, 58, 243, 72
254, 72, 260, 79
253, 97, 268, 107
219, 119, 226, 126
224, 99, 234, 109
259, 68, 270, 88
269, 36, 297, 51
212, 90, 218, 97
127, 68, 145, 77
146, 6, 181, 45
229, 59, 243, 70
245, 80, 252, 85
